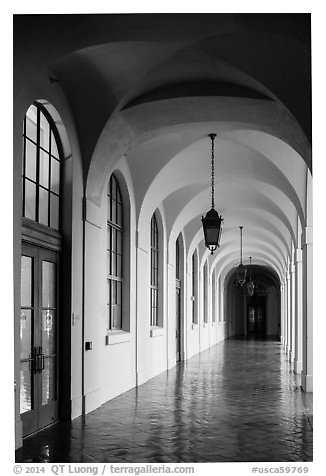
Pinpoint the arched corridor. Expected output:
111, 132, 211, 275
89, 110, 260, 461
13, 13, 313, 463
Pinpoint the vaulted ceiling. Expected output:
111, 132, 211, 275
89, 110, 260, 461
14, 13, 312, 280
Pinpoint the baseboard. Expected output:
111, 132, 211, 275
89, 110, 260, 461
301, 372, 313, 393
71, 395, 83, 419
136, 367, 148, 386
83, 387, 103, 414
15, 418, 23, 449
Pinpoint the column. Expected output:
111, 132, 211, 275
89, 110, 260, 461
289, 262, 296, 362
283, 276, 288, 352
294, 249, 303, 374
280, 283, 284, 345
286, 270, 291, 357
301, 226, 313, 392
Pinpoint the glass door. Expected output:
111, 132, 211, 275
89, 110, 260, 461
20, 243, 59, 436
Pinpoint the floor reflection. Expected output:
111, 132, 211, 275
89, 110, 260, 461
17, 337, 313, 463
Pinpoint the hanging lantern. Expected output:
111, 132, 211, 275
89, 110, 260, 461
201, 133, 223, 255
237, 226, 247, 285
247, 256, 255, 296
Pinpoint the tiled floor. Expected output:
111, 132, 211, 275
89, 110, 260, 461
16, 337, 313, 463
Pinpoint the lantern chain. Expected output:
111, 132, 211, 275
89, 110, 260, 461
209, 133, 216, 209
239, 226, 243, 264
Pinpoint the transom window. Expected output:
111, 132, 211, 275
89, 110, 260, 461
107, 174, 123, 330
150, 214, 159, 326
22, 103, 61, 229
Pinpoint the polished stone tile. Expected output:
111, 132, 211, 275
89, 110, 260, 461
16, 337, 313, 463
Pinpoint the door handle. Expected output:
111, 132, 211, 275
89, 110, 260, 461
32, 346, 45, 373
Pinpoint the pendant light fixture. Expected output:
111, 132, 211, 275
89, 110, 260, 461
201, 133, 223, 255
247, 256, 255, 296
237, 226, 247, 285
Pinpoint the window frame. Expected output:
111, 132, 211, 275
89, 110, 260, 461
192, 250, 198, 324
176, 237, 180, 281
107, 174, 124, 331
150, 213, 159, 327
212, 268, 216, 323
203, 262, 208, 323
22, 102, 63, 230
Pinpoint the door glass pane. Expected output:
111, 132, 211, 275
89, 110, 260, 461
20, 361, 32, 414
42, 261, 56, 308
24, 180, 36, 220
39, 187, 49, 226
39, 150, 49, 188
25, 140, 37, 181
20, 310, 32, 360
42, 310, 56, 356
42, 357, 56, 405
21, 256, 32, 307
50, 158, 60, 194
50, 194, 59, 229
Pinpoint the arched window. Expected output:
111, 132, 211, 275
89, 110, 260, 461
176, 237, 180, 280
22, 102, 62, 229
107, 174, 123, 330
212, 268, 216, 323
192, 250, 198, 324
203, 262, 208, 323
150, 213, 159, 326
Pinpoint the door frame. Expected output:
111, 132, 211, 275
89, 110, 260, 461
20, 217, 71, 436
20, 241, 61, 436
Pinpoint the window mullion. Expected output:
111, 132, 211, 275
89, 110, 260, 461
22, 117, 26, 217
48, 125, 52, 227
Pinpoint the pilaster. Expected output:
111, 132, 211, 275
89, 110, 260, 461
301, 227, 313, 392
294, 249, 303, 374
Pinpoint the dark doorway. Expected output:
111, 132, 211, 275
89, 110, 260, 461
247, 297, 266, 335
